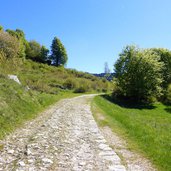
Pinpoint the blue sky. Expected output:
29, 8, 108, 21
1, 0, 171, 73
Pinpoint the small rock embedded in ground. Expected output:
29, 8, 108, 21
42, 158, 53, 164
7, 149, 14, 154
18, 161, 25, 167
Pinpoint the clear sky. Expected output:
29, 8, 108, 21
0, 0, 171, 73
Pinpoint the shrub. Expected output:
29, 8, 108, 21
74, 86, 87, 93
0, 30, 20, 59
63, 78, 77, 90
0, 30, 24, 74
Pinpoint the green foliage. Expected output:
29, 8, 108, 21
63, 78, 77, 90
18, 60, 110, 94
114, 45, 164, 102
40, 45, 49, 61
0, 30, 20, 59
165, 84, 171, 104
51, 37, 68, 66
0, 75, 80, 140
25, 41, 49, 63
6, 29, 26, 59
93, 95, 171, 171
0, 52, 23, 74
150, 48, 171, 99
26, 40, 41, 60
0, 30, 23, 73
1, 25, 51, 65
0, 24, 112, 142
151, 48, 171, 84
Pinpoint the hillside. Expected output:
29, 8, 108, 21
0, 59, 111, 140
18, 60, 110, 94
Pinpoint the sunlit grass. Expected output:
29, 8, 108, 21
0, 75, 78, 140
93, 95, 171, 171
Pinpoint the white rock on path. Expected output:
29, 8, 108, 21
42, 158, 53, 164
18, 161, 25, 167
7, 149, 14, 154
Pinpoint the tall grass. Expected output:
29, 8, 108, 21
18, 60, 110, 94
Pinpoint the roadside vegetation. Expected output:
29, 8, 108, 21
113, 45, 171, 104
93, 45, 171, 171
0, 74, 77, 140
1, 23, 171, 171
93, 95, 171, 171
0, 25, 111, 140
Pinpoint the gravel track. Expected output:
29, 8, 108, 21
0, 95, 127, 171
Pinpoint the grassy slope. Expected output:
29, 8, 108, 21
0, 74, 79, 140
92, 95, 171, 171
18, 60, 110, 94
0, 60, 109, 140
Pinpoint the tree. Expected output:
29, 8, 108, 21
40, 45, 49, 61
150, 48, 171, 87
25, 40, 41, 60
51, 37, 68, 66
6, 28, 26, 59
149, 48, 171, 101
114, 45, 164, 102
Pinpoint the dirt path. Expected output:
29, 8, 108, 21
0, 95, 153, 171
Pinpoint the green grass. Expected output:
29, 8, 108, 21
0, 59, 110, 141
92, 95, 171, 171
0, 75, 79, 140
18, 60, 110, 94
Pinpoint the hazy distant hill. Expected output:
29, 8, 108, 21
92, 73, 115, 81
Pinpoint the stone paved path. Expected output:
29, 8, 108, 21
0, 95, 126, 171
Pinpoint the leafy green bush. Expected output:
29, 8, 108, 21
114, 45, 164, 102
0, 30, 20, 59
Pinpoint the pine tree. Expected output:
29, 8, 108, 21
51, 37, 68, 66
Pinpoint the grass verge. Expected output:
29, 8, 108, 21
92, 95, 171, 171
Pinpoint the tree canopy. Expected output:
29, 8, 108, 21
51, 37, 68, 66
40, 45, 49, 61
114, 45, 164, 102
25, 40, 41, 60
150, 48, 171, 87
